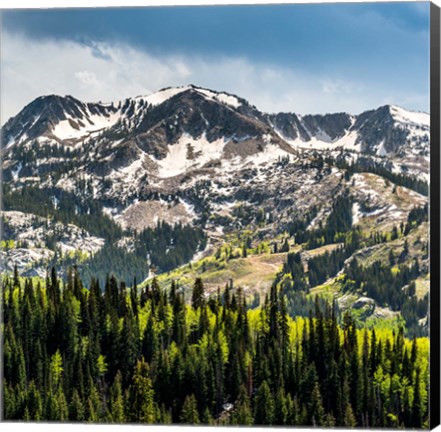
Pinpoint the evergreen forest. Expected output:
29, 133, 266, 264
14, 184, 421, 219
2, 267, 429, 427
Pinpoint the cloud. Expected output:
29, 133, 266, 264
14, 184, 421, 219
79, 38, 114, 61
321, 79, 358, 95
1, 31, 429, 124
2, 32, 205, 121
75, 70, 100, 87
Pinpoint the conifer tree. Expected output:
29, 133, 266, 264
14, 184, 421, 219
412, 367, 423, 428
180, 394, 200, 424
108, 371, 125, 423
254, 380, 275, 425
191, 278, 205, 309
308, 382, 326, 426
69, 389, 84, 422
127, 358, 156, 423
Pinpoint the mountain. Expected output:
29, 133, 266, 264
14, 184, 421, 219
2, 85, 429, 183
1, 84, 430, 336
2, 94, 119, 147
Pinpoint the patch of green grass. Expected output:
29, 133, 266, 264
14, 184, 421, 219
306, 243, 343, 257
364, 315, 405, 332
309, 279, 341, 301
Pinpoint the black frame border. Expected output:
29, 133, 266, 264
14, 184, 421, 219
430, 2, 440, 429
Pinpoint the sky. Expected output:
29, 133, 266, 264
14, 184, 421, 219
1, 1, 431, 122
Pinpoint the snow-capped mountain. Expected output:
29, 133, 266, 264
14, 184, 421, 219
2, 85, 258, 145
268, 104, 429, 158
1, 85, 430, 283
3, 85, 430, 153
2, 85, 429, 184
2, 94, 119, 147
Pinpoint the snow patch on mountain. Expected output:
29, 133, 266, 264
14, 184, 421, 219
390, 105, 430, 127
119, 157, 144, 177
52, 111, 120, 140
376, 140, 387, 157
276, 126, 361, 152
336, 131, 361, 151
352, 203, 362, 225
156, 133, 228, 178
11, 162, 23, 180
195, 88, 242, 109
215, 93, 242, 109
242, 142, 290, 166
140, 86, 190, 106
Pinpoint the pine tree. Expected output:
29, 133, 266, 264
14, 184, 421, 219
127, 358, 156, 423
254, 380, 275, 425
120, 312, 139, 384
3, 383, 17, 420
25, 381, 43, 421
308, 382, 326, 426
191, 278, 205, 309
280, 238, 290, 253
412, 367, 423, 428
13, 264, 20, 287
180, 394, 200, 424
275, 387, 288, 425
108, 371, 125, 423
69, 388, 84, 421
86, 382, 103, 422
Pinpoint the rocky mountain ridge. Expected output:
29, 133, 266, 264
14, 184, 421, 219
2, 84, 429, 159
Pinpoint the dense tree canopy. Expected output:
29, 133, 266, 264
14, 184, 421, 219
2, 268, 429, 427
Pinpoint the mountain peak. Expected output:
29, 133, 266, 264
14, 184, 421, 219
1, 93, 119, 146
133, 84, 244, 111
370, 104, 429, 126
388, 104, 430, 127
